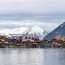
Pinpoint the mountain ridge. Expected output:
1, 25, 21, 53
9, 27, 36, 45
44, 22, 65, 40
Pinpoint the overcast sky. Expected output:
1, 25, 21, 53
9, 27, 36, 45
0, 0, 65, 15
0, 0, 64, 34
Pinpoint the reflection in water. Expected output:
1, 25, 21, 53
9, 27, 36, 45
0, 48, 65, 65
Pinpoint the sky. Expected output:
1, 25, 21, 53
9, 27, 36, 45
0, 0, 65, 35
0, 0, 65, 15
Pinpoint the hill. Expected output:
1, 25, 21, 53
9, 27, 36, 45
44, 22, 65, 41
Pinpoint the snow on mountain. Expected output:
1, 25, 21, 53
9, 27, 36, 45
29, 26, 43, 34
0, 25, 48, 40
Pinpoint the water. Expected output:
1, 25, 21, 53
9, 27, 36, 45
0, 48, 65, 65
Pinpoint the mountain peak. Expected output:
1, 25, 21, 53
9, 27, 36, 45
44, 22, 65, 40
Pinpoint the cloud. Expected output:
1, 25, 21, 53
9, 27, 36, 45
0, 16, 64, 34
0, 20, 62, 34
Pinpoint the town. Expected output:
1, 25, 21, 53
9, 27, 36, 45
0, 33, 65, 48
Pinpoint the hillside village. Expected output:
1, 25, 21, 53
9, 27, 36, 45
0, 33, 42, 48
0, 33, 65, 48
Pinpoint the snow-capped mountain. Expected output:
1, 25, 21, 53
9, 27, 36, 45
0, 25, 48, 40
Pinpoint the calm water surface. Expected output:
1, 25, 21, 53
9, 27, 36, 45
0, 48, 65, 65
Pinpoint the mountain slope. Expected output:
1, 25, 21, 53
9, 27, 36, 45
44, 22, 65, 40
